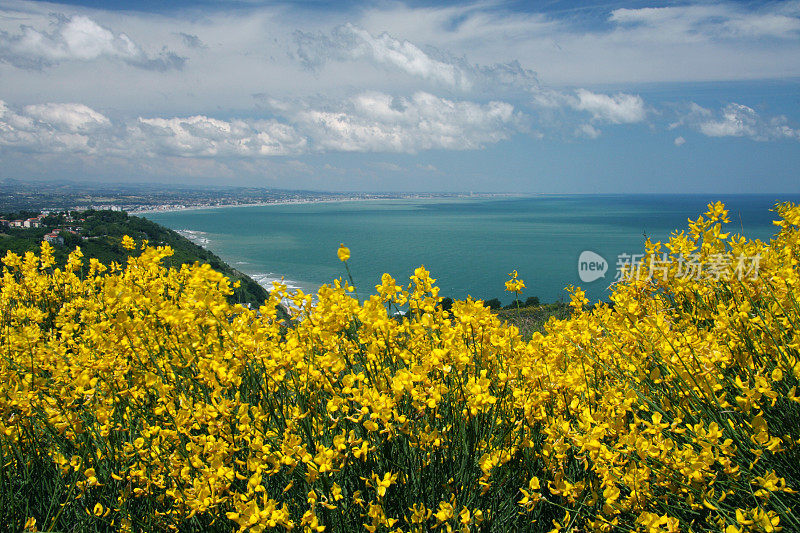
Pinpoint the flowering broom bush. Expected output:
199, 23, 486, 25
1, 202, 799, 532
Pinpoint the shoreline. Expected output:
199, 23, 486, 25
130, 197, 377, 215
136, 194, 509, 302
168, 228, 323, 304
129, 193, 520, 215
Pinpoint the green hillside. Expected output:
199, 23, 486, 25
0, 209, 275, 310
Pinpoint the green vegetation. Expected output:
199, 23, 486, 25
440, 293, 570, 339
494, 301, 571, 339
0, 210, 272, 309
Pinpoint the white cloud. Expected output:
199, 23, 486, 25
674, 102, 800, 141
0, 100, 309, 157
293, 23, 538, 95
609, 5, 800, 40
575, 124, 601, 139
674, 136, 686, 146
531, 88, 647, 133
134, 115, 307, 156
0, 94, 524, 158
355, 2, 800, 85
700, 103, 800, 141
23, 103, 110, 132
699, 104, 759, 138
0, 1, 798, 187
340, 24, 467, 89
289, 91, 524, 153
572, 90, 646, 124
0, 99, 111, 153
0, 13, 184, 70
1, 1, 798, 116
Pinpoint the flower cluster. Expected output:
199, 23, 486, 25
1, 202, 799, 532
504, 270, 525, 294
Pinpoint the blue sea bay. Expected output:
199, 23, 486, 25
143, 194, 799, 305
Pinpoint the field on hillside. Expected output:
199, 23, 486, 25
1, 202, 799, 532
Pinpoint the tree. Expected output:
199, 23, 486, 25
524, 296, 540, 307
439, 297, 454, 312
484, 298, 502, 310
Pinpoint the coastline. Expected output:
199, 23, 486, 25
136, 193, 517, 303
129, 193, 520, 215
130, 197, 375, 215
167, 227, 323, 305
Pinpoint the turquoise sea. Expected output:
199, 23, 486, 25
143, 195, 799, 305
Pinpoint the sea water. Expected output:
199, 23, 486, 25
144, 194, 798, 304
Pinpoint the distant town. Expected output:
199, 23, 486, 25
0, 178, 505, 214
0, 212, 80, 246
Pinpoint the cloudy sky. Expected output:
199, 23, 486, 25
1, 0, 799, 192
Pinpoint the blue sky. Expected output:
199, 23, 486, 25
0, 0, 798, 192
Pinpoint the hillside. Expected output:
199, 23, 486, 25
0, 209, 273, 309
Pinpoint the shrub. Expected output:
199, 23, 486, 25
1, 202, 799, 532
484, 297, 502, 310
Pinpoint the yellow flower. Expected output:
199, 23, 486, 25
372, 471, 398, 498
3, 202, 800, 532
121, 235, 136, 250
434, 500, 454, 523
505, 270, 525, 293
337, 243, 350, 262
